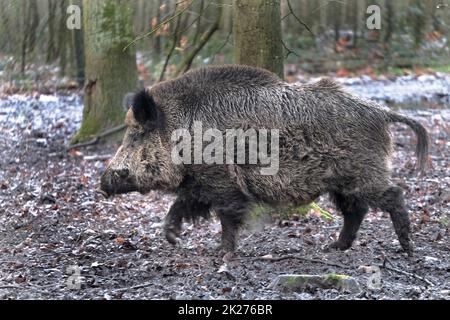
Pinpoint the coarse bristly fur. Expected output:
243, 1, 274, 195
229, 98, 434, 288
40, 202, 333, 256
100, 64, 429, 256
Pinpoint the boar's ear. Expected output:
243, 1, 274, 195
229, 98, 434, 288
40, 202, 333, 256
131, 90, 163, 129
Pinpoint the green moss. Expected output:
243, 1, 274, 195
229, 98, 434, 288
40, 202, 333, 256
249, 202, 334, 222
325, 273, 350, 283
249, 204, 271, 220
439, 215, 449, 228
70, 116, 101, 144
285, 275, 307, 286
309, 203, 334, 221
280, 203, 334, 221
430, 65, 450, 73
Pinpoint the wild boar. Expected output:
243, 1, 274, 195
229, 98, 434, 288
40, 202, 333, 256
100, 65, 428, 257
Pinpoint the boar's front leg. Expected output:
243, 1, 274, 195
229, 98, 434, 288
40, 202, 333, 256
164, 197, 212, 245
214, 193, 249, 255
163, 199, 184, 245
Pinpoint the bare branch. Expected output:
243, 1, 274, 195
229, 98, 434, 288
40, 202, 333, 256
158, 8, 185, 82
123, 0, 194, 51
281, 39, 300, 59
286, 0, 315, 36
212, 29, 232, 62
68, 124, 126, 150
175, 4, 222, 76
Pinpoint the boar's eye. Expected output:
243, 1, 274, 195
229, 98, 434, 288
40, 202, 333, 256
131, 90, 164, 130
124, 129, 144, 147
131, 133, 140, 143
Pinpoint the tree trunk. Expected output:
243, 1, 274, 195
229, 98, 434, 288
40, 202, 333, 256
233, 0, 284, 79
158, 4, 185, 82
383, 0, 394, 44
318, 0, 327, 35
154, 0, 162, 56
71, 0, 138, 144
47, 0, 58, 63
20, 1, 27, 75
352, 0, 360, 47
57, 0, 68, 77
70, 0, 85, 86
332, 1, 341, 44
409, 0, 427, 51
27, 0, 39, 53
20, 0, 39, 75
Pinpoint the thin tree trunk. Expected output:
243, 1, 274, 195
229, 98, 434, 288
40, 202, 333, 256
352, 0, 359, 46
70, 0, 85, 86
154, 0, 162, 56
47, 0, 58, 63
58, 0, 68, 77
332, 1, 341, 44
383, 0, 394, 44
28, 0, 39, 53
20, 0, 39, 74
159, 8, 183, 82
318, 0, 327, 35
192, 0, 205, 46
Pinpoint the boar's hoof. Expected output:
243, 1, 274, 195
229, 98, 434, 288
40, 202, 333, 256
222, 251, 235, 263
96, 188, 109, 199
215, 245, 235, 262
164, 228, 181, 246
325, 240, 352, 252
401, 242, 414, 257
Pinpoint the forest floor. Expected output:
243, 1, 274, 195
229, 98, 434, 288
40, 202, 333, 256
0, 74, 449, 300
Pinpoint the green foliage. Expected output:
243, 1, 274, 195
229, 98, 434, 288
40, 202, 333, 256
251, 202, 334, 222
309, 202, 334, 221
325, 273, 350, 282
439, 215, 449, 228
431, 65, 450, 73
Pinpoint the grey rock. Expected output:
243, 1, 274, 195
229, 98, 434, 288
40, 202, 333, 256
269, 274, 361, 294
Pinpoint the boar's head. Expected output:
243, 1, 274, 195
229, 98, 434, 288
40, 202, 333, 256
100, 90, 183, 197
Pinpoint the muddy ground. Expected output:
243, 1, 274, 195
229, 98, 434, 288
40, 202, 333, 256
0, 84, 449, 300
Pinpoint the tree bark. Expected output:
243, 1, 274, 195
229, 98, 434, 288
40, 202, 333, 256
70, 0, 85, 86
332, 1, 341, 44
71, 0, 138, 144
409, 0, 427, 50
233, 0, 284, 79
383, 0, 395, 44
47, 0, 58, 63
20, 0, 39, 75
154, 0, 163, 56
57, 0, 68, 77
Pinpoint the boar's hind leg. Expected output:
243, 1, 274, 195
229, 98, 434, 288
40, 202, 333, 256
372, 186, 413, 256
328, 193, 369, 251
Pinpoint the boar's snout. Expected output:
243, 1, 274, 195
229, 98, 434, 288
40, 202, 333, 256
99, 169, 116, 197
100, 167, 137, 197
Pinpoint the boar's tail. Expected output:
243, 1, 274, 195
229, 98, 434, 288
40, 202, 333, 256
387, 112, 429, 173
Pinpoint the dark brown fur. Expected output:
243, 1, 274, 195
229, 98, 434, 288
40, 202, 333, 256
100, 65, 429, 256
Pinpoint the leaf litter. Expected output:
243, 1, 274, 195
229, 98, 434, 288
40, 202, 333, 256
0, 86, 449, 300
